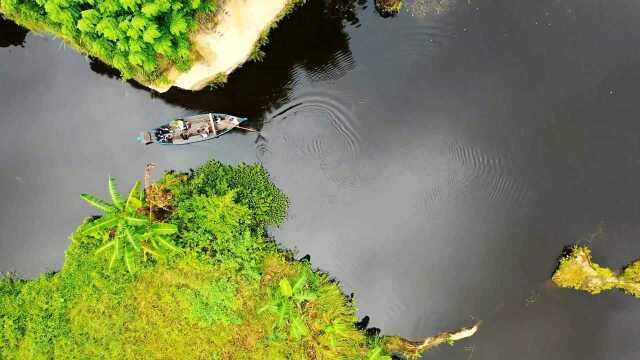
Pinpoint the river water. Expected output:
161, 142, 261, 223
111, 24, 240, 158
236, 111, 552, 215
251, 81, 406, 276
3, 0, 640, 358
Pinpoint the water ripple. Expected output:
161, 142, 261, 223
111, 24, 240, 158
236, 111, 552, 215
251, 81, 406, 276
424, 141, 529, 211
264, 90, 363, 187
303, 49, 355, 83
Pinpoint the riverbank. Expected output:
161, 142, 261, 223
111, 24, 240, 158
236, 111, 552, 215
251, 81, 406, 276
0, 159, 477, 359
0, 0, 303, 91
148, 0, 303, 92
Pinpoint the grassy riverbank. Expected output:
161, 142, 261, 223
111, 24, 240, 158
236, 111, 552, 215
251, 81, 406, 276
0, 159, 477, 359
0, 0, 304, 90
0, 0, 217, 83
151, 0, 305, 92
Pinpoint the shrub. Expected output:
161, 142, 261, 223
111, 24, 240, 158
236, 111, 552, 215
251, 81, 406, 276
0, 0, 217, 81
171, 159, 289, 227
79, 177, 179, 273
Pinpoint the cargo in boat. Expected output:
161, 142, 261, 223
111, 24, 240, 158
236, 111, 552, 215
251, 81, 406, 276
138, 113, 248, 145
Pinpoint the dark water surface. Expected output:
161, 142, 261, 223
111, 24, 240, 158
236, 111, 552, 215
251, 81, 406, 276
3, 0, 640, 358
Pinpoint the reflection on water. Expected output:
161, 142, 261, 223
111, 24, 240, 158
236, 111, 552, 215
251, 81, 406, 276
87, 0, 361, 129
0, 18, 28, 48
266, 89, 364, 187
4, 0, 640, 359
409, 0, 456, 17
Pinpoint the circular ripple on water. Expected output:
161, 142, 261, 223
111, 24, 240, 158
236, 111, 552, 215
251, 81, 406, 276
303, 49, 356, 83
265, 91, 364, 188
424, 141, 529, 211
395, 19, 458, 63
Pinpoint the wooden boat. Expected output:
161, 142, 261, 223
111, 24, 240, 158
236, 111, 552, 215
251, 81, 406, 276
138, 113, 248, 145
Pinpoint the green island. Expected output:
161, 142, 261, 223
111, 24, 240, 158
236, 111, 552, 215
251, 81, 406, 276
553, 245, 640, 298
0, 159, 478, 359
374, 0, 403, 17
0, 0, 303, 92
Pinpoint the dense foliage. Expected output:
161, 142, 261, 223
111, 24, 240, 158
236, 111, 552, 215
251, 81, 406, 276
0, 160, 398, 359
0, 0, 216, 80
80, 177, 178, 273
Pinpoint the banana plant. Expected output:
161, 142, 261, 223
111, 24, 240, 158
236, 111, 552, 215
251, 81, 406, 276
366, 346, 392, 360
80, 177, 179, 273
258, 270, 318, 339
321, 319, 351, 351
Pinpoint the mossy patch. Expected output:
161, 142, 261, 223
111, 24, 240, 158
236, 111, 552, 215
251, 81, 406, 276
553, 245, 640, 298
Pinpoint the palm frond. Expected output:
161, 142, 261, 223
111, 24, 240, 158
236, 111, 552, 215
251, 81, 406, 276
126, 181, 142, 211
82, 216, 119, 235
80, 193, 114, 212
150, 223, 178, 235
109, 237, 120, 271
124, 228, 140, 251
108, 177, 124, 208
125, 216, 148, 226
156, 237, 180, 253
142, 245, 163, 259
292, 272, 307, 293
124, 248, 134, 273
95, 240, 116, 255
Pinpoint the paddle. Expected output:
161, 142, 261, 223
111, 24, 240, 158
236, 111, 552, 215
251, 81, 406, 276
234, 125, 259, 132
235, 124, 267, 143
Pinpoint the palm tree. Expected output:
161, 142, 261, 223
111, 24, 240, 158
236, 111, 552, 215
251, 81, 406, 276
80, 177, 179, 273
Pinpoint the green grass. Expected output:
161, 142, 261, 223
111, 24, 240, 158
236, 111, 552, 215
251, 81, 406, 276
0, 0, 217, 82
0, 160, 393, 359
0, 159, 474, 358
249, 0, 307, 62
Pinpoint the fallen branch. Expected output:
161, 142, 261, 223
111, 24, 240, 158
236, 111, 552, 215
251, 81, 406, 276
383, 321, 481, 359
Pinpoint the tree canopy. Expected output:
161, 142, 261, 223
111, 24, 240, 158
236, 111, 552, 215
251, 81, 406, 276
0, 0, 217, 80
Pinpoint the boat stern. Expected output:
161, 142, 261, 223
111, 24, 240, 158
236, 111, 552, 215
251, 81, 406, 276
137, 131, 154, 145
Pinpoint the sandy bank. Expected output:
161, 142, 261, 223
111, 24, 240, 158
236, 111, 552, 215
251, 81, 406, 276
150, 0, 293, 92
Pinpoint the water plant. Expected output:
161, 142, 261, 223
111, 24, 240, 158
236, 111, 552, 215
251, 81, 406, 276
553, 245, 640, 298
80, 177, 178, 272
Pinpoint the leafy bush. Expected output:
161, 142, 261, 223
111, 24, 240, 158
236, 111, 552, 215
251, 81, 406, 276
0, 160, 417, 359
80, 177, 178, 273
0, 0, 217, 80
171, 159, 289, 227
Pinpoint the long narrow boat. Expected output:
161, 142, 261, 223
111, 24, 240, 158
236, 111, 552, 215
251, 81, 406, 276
138, 113, 248, 145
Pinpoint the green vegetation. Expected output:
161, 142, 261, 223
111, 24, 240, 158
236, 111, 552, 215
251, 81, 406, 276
80, 177, 178, 273
553, 245, 640, 298
248, 0, 305, 62
0, 159, 476, 358
374, 0, 403, 17
0, 0, 216, 81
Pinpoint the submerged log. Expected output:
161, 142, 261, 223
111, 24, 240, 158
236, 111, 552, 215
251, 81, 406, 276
375, 0, 403, 17
383, 322, 480, 358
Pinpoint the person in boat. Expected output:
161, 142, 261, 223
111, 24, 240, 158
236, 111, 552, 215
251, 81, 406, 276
158, 133, 173, 144
218, 116, 237, 130
170, 119, 185, 130
197, 127, 209, 140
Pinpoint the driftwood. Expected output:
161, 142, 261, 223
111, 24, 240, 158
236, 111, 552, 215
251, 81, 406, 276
383, 322, 480, 358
